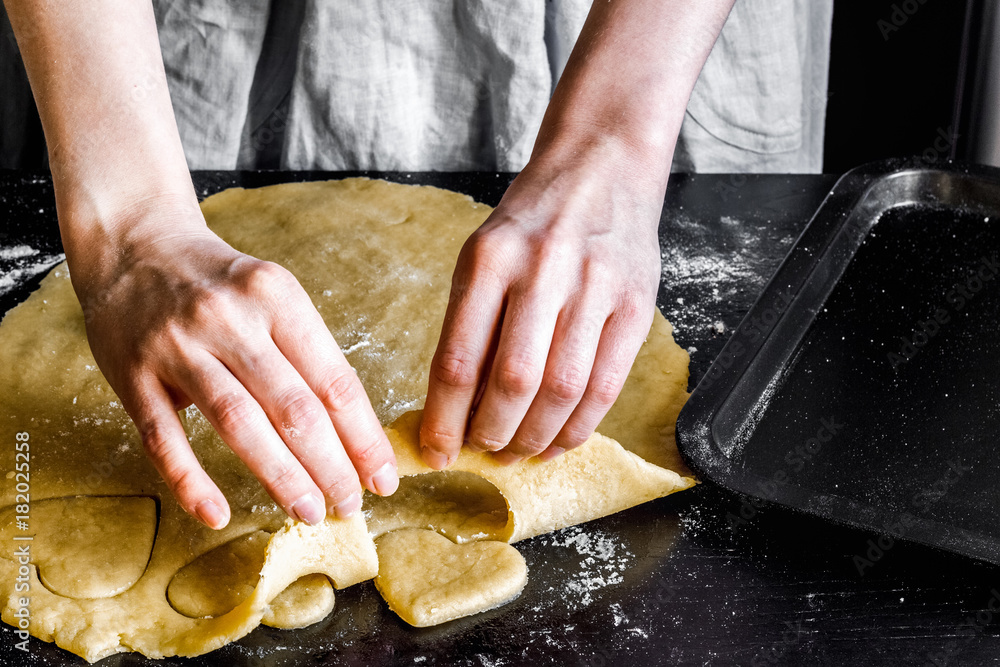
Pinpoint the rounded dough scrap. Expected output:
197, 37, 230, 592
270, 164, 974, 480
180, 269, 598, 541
374, 528, 527, 627
0, 496, 156, 599
262, 574, 336, 630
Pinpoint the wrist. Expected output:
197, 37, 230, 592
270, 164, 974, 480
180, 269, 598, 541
528, 111, 677, 201
59, 187, 207, 293
521, 128, 671, 238
534, 121, 672, 173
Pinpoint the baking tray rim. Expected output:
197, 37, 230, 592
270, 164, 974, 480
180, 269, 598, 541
676, 157, 1000, 564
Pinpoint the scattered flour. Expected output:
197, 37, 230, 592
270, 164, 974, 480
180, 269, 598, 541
0, 243, 65, 297
0, 245, 38, 260
530, 525, 635, 609
658, 212, 782, 339
341, 332, 373, 354
609, 601, 627, 626
660, 241, 756, 336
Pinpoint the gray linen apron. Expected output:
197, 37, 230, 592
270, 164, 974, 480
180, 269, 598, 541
0, 0, 833, 174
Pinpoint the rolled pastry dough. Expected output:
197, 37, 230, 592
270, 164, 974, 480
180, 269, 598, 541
0, 178, 694, 661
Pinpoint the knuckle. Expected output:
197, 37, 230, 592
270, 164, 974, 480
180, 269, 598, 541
555, 425, 592, 451
510, 433, 550, 457
493, 354, 541, 398
349, 436, 387, 470
244, 260, 297, 297
156, 321, 189, 353
465, 229, 504, 263
588, 370, 625, 408
582, 251, 614, 283
276, 390, 325, 437
461, 230, 514, 284
169, 466, 202, 503
210, 394, 260, 435
140, 426, 202, 501
616, 289, 654, 326
317, 471, 358, 501
265, 461, 302, 497
468, 432, 508, 452
433, 345, 481, 389
532, 235, 572, 273
541, 364, 590, 405
140, 421, 174, 460
190, 285, 234, 324
317, 369, 363, 413
419, 422, 462, 452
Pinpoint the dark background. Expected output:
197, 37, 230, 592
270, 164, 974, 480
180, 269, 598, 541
823, 0, 968, 172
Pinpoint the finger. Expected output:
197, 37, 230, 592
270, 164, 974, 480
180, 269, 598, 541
170, 351, 328, 525
270, 297, 398, 500
420, 275, 505, 469
466, 291, 558, 453
496, 301, 604, 464
548, 301, 652, 455
127, 379, 231, 529
222, 337, 367, 518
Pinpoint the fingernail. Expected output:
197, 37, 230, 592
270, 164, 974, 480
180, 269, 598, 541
537, 446, 565, 462
333, 492, 362, 519
422, 449, 451, 470
196, 500, 228, 530
370, 462, 399, 496
492, 450, 523, 466
291, 493, 325, 525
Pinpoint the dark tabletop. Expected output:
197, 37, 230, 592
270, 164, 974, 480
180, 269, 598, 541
1, 170, 998, 667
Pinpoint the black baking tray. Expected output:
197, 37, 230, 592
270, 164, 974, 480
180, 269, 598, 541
677, 158, 1000, 565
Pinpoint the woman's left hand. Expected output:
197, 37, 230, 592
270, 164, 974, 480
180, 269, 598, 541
419, 136, 667, 467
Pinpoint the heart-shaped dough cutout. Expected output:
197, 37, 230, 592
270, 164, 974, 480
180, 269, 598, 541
374, 528, 527, 627
0, 496, 156, 599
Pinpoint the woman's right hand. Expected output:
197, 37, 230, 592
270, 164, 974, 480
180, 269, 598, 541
5, 0, 400, 531
71, 198, 398, 530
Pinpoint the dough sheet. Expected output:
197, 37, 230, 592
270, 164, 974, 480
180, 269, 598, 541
0, 178, 694, 660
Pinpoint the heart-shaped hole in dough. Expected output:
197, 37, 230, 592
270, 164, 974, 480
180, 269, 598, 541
168, 530, 270, 619
364, 470, 510, 542
374, 528, 527, 627
168, 529, 336, 628
0, 496, 157, 599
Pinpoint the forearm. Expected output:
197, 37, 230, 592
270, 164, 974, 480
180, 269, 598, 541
4, 0, 199, 285
533, 0, 735, 187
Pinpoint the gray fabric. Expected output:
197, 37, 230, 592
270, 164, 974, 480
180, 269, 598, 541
282, 1, 551, 171
543, 0, 590, 95
236, 0, 306, 169
673, 0, 834, 173
153, 0, 271, 169
0, 0, 834, 174
280, 0, 833, 172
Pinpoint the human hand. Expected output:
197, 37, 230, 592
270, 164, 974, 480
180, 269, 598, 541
419, 138, 665, 467
72, 199, 398, 529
